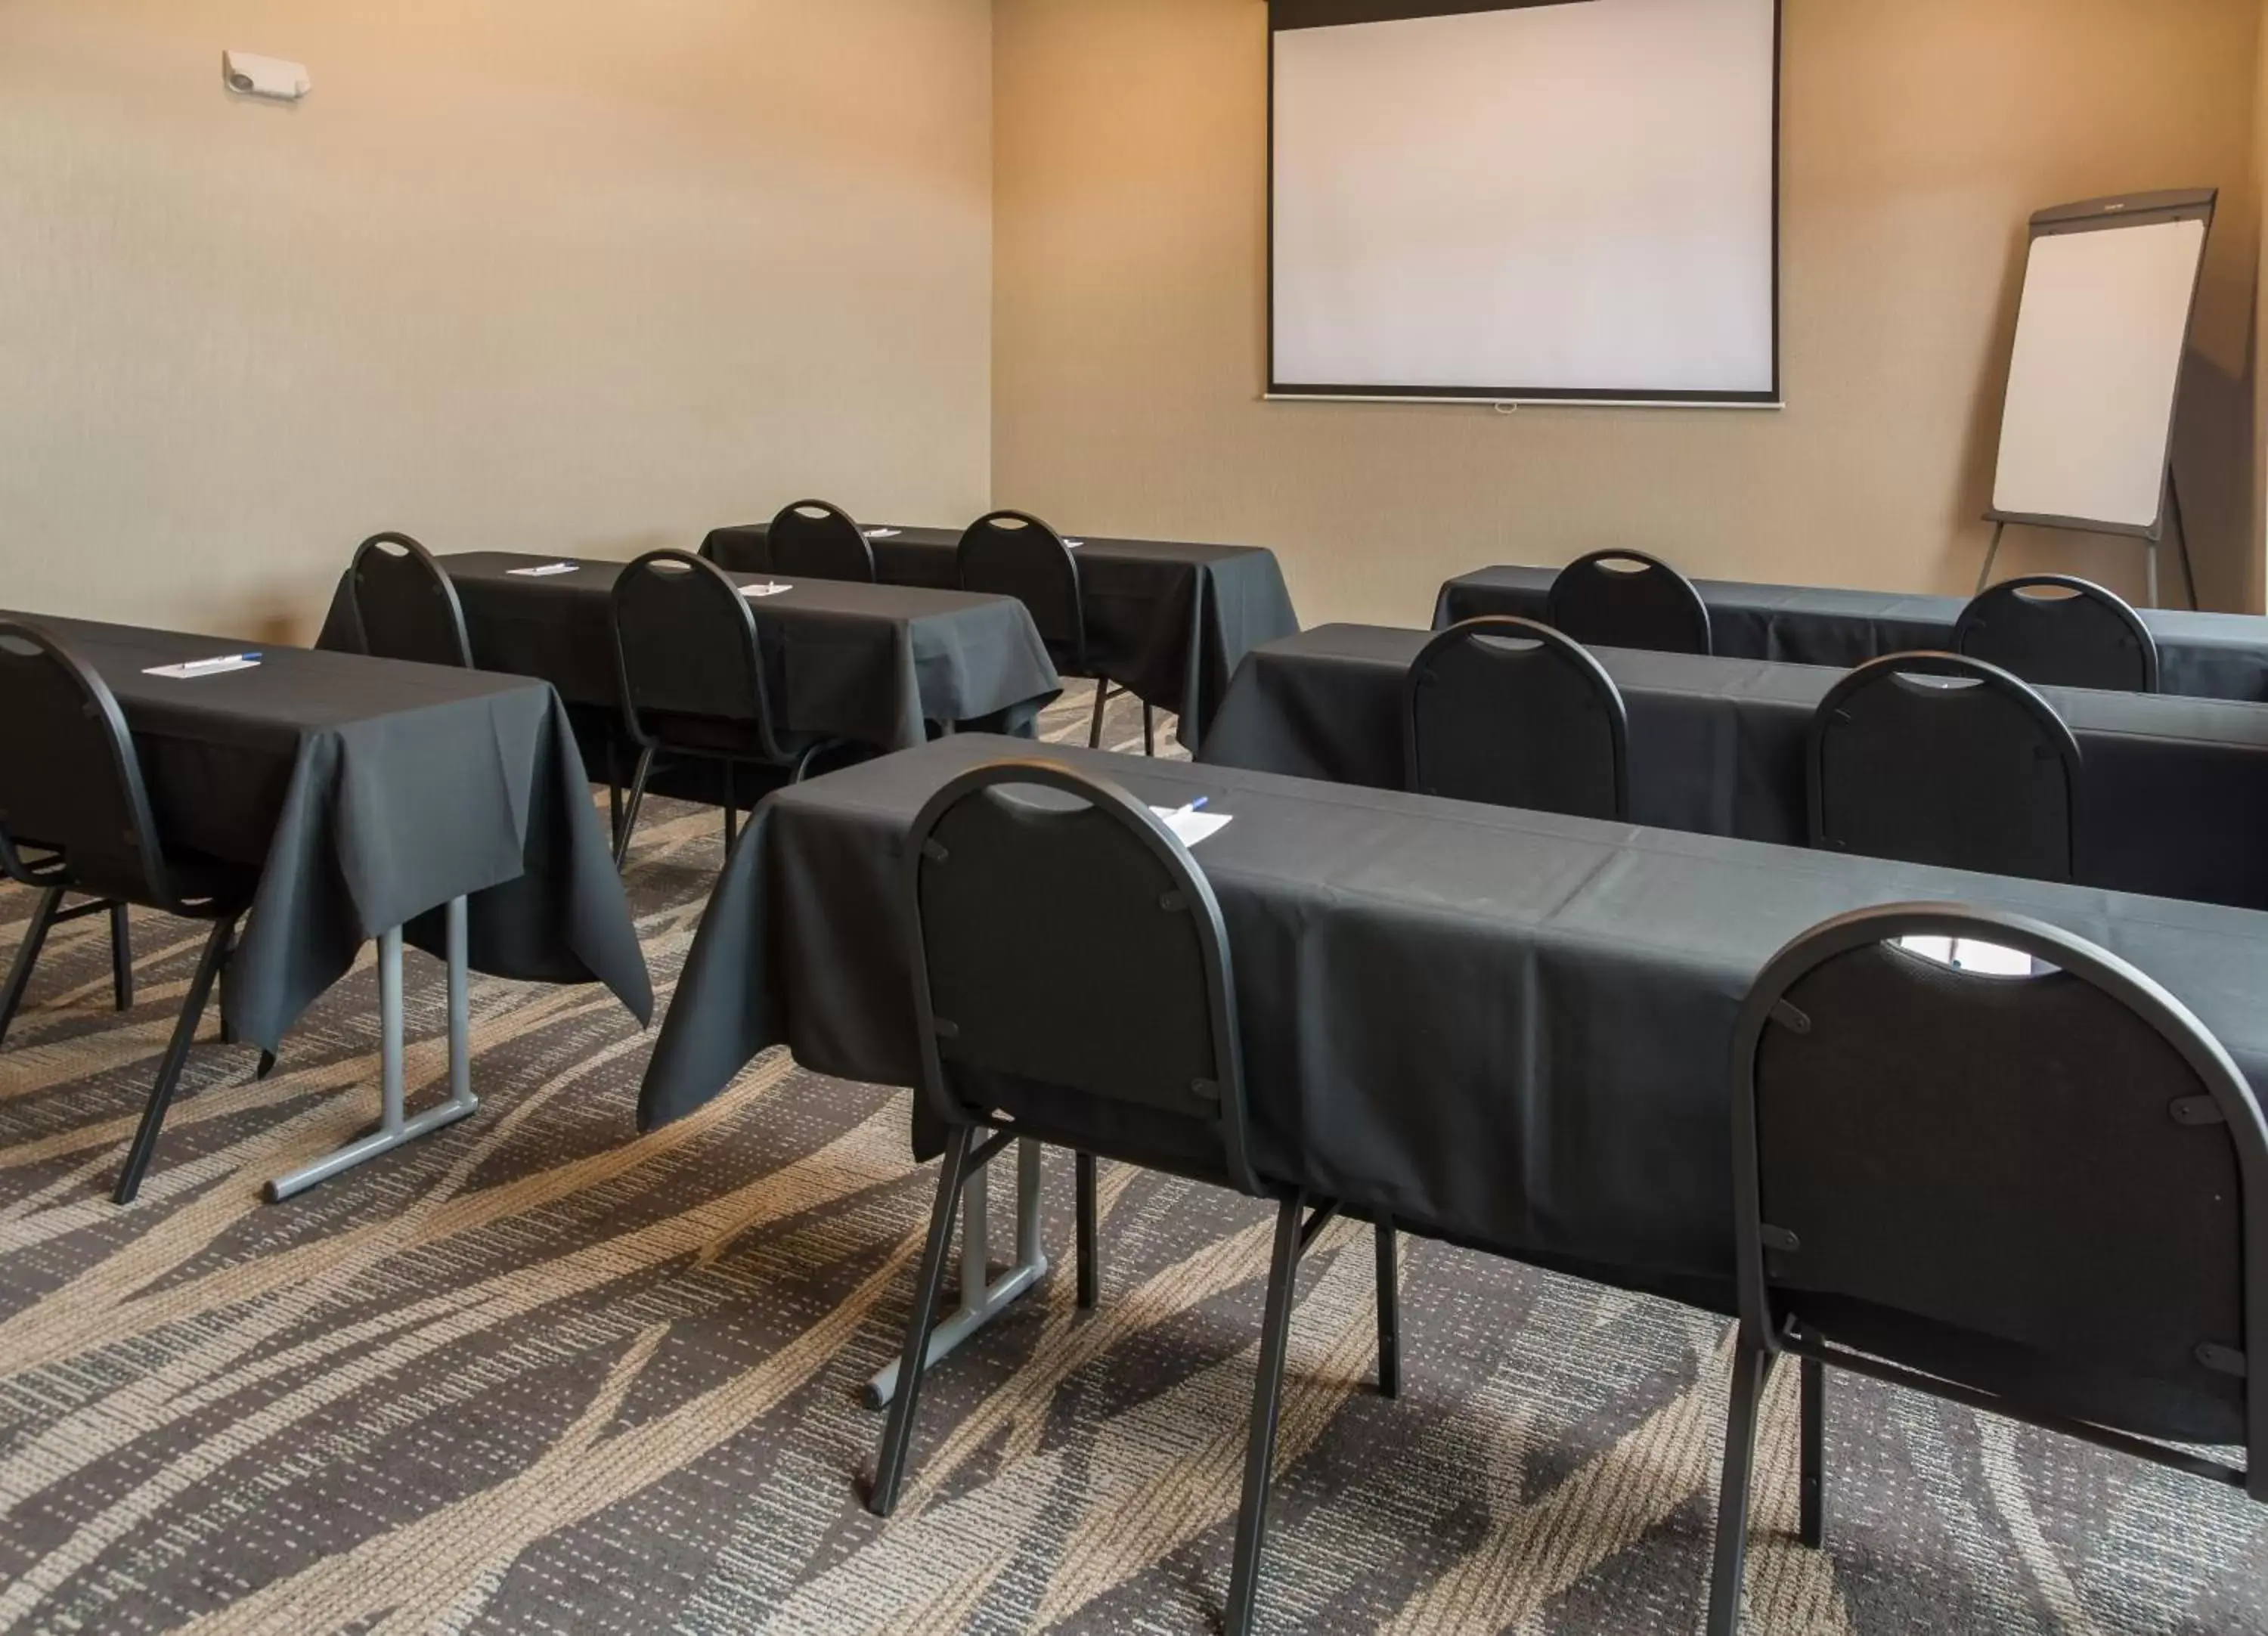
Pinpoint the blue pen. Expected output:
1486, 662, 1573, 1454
178, 652, 259, 673
1184, 796, 1209, 813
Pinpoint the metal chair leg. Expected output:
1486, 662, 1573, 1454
1075, 1151, 1099, 1309
112, 914, 234, 1205
1088, 679, 1111, 748
1374, 1215, 1400, 1399
612, 745, 655, 870
1142, 703, 1155, 757
1799, 1356, 1826, 1549
721, 761, 738, 851
108, 902, 134, 1012
1704, 1325, 1774, 1636
605, 735, 622, 839
869, 1125, 978, 1517
1224, 1193, 1308, 1636
0, 885, 64, 1049
1975, 521, 2007, 595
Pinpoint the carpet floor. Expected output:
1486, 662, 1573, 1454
2, 685, 2263, 1634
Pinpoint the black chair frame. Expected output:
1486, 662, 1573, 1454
606, 550, 842, 867
1808, 651, 2084, 881
1403, 616, 1632, 821
0, 621, 268, 1204
1706, 902, 2268, 1633
869, 759, 1394, 1635
1547, 547, 1714, 657
1955, 573, 2161, 694
957, 511, 1155, 754
348, 531, 474, 669
767, 498, 877, 584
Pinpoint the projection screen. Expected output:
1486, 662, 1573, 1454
1269, 0, 1783, 405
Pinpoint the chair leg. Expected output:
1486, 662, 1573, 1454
108, 901, 134, 1012
721, 761, 738, 851
1374, 1214, 1400, 1399
1142, 703, 1155, 758
112, 915, 234, 1206
1799, 1356, 1826, 1549
869, 1124, 978, 1517
1224, 1194, 1308, 1636
1704, 1325, 1774, 1636
605, 736, 622, 839
1075, 1151, 1099, 1309
0, 885, 64, 1049
1088, 679, 1111, 748
612, 745, 655, 870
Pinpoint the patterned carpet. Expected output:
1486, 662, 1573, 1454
2, 684, 2265, 1634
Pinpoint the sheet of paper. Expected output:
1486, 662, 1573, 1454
507, 562, 580, 578
1063, 539, 1086, 549
144, 656, 262, 679
1149, 804, 1232, 846
741, 581, 794, 599
861, 527, 902, 539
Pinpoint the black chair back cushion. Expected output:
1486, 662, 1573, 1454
1736, 905, 2266, 1448
768, 500, 876, 584
609, 550, 782, 760
905, 761, 1256, 1192
1955, 575, 2160, 694
1405, 618, 1629, 820
1809, 652, 2081, 882
1546, 549, 1713, 656
349, 532, 472, 669
956, 511, 1086, 672
0, 622, 175, 906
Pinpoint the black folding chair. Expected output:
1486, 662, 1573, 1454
1708, 902, 2268, 1634
348, 531, 473, 668
873, 760, 1396, 1635
1546, 548, 1712, 656
1404, 616, 1630, 820
1955, 574, 2159, 694
1809, 652, 2082, 883
767, 499, 876, 584
607, 550, 841, 867
0, 622, 266, 1204
957, 510, 1155, 754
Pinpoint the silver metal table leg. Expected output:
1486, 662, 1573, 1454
266, 899, 480, 1202
866, 1137, 1051, 1408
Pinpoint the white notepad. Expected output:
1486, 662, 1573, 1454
861, 527, 902, 540
741, 581, 793, 599
145, 655, 262, 679
1063, 539, 1086, 549
507, 562, 579, 578
1149, 804, 1232, 847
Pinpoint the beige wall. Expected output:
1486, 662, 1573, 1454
0, 0, 993, 640
993, 0, 2264, 627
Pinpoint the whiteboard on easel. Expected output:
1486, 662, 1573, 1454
1989, 191, 2214, 539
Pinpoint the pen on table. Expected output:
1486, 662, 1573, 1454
178, 652, 259, 671
1176, 797, 1210, 815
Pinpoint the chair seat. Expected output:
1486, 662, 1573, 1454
635, 708, 831, 764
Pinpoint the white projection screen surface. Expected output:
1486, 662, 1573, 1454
1990, 210, 2211, 534
1269, 0, 1781, 404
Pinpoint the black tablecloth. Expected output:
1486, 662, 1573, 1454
317, 553, 1062, 753
701, 522, 1300, 749
1436, 565, 2268, 702
1200, 624, 2268, 911
15, 616, 652, 1052
636, 735, 2268, 1311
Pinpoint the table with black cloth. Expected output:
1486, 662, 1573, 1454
700, 522, 1300, 749
1198, 623, 2268, 912
1436, 564, 2268, 703
9, 616, 653, 1193
317, 552, 1063, 758
636, 733, 2268, 1318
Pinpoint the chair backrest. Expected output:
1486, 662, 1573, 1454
1808, 652, 2081, 882
349, 532, 472, 668
767, 499, 876, 584
0, 621, 181, 909
608, 550, 785, 760
1404, 617, 1630, 820
1955, 575, 2159, 694
1733, 902, 2268, 1458
903, 759, 1258, 1194
956, 510, 1086, 671
1547, 549, 1712, 656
